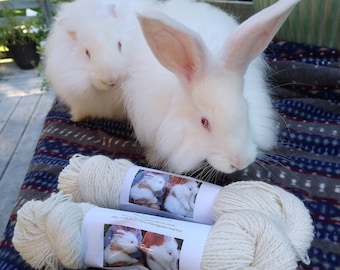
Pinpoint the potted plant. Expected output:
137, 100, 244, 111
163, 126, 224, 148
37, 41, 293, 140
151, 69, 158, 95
0, 6, 49, 69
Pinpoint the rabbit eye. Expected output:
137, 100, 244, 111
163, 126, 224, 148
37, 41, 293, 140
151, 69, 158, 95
85, 49, 91, 58
201, 117, 209, 129
118, 41, 122, 52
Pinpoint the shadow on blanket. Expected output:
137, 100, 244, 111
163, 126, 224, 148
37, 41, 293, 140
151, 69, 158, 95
0, 40, 339, 270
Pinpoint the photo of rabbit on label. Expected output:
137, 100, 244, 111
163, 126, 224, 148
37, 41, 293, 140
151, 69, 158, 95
129, 170, 201, 219
103, 225, 182, 269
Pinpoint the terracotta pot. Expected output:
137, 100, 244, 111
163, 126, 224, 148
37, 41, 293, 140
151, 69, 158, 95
7, 42, 40, 70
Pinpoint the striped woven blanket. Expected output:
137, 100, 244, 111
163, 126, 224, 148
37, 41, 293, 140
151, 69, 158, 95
0, 40, 339, 270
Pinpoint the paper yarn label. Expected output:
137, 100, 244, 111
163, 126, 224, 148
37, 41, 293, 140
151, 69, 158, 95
119, 166, 222, 224
81, 207, 211, 269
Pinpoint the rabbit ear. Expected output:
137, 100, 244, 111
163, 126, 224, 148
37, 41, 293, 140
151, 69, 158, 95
223, 0, 300, 73
115, 229, 125, 235
98, 3, 117, 18
57, 18, 78, 41
109, 4, 117, 18
164, 235, 173, 242
138, 13, 207, 84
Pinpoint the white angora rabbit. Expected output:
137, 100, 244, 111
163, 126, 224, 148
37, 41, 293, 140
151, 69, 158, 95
45, 0, 130, 121
121, 0, 300, 174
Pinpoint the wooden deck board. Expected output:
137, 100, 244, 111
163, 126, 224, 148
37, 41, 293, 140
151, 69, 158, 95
0, 61, 55, 236
0, 95, 21, 132
0, 94, 41, 176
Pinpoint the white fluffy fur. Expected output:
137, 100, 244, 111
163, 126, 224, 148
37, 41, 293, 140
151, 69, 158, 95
121, 0, 298, 174
44, 0, 130, 121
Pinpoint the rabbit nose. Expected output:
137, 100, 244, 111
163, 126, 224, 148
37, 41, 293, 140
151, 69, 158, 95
230, 156, 245, 170
230, 157, 239, 169
231, 155, 254, 171
101, 79, 117, 87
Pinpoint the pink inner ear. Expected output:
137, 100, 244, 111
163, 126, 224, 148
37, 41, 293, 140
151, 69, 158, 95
223, 0, 299, 73
154, 29, 197, 82
144, 25, 197, 82
67, 30, 77, 41
139, 15, 207, 85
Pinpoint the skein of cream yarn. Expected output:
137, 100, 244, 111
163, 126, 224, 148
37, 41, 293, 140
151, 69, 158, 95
58, 154, 133, 209
13, 192, 299, 270
58, 154, 313, 264
13, 193, 94, 270
214, 181, 314, 264
201, 210, 297, 270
